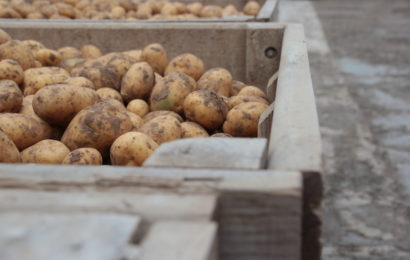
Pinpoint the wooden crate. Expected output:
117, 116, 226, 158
0, 22, 322, 260
0, 0, 278, 22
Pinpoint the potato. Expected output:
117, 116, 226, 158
0, 40, 36, 70
60, 58, 86, 73
96, 88, 123, 102
0, 7, 22, 19
23, 40, 46, 57
123, 49, 142, 62
64, 76, 95, 89
0, 29, 12, 45
58, 46, 81, 60
21, 139, 70, 164
61, 99, 134, 157
33, 84, 100, 127
120, 62, 154, 102
0, 59, 24, 85
197, 68, 232, 97
110, 132, 158, 166
160, 2, 177, 15
139, 115, 182, 144
165, 53, 204, 81
73, 65, 121, 90
150, 71, 196, 114
35, 48, 62, 66
243, 0, 260, 16
81, 44, 102, 59
200, 5, 222, 18
174, 2, 187, 14
0, 129, 22, 163
210, 133, 232, 137
23, 73, 69, 96
62, 147, 103, 165
181, 121, 209, 138
0, 80, 23, 113
55, 3, 76, 18
119, 0, 137, 11
230, 80, 246, 96
237, 86, 267, 98
0, 113, 55, 150
105, 53, 137, 77
228, 95, 269, 109
143, 110, 183, 124
126, 111, 143, 130
24, 66, 70, 78
141, 43, 168, 75
26, 12, 45, 19
136, 3, 152, 19
11, 0, 36, 17
223, 102, 268, 137
183, 89, 229, 130
127, 99, 149, 117
222, 4, 239, 17
40, 4, 58, 17
111, 6, 126, 19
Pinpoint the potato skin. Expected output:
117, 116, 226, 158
58, 46, 81, 60
0, 59, 24, 85
21, 139, 70, 164
181, 121, 209, 138
183, 89, 229, 130
0, 29, 11, 45
96, 88, 123, 103
127, 99, 149, 118
230, 80, 246, 96
139, 115, 182, 144
110, 132, 158, 166
81, 44, 102, 59
0, 40, 36, 70
24, 73, 69, 96
61, 99, 134, 157
64, 76, 95, 89
123, 49, 142, 62
228, 95, 269, 109
143, 110, 183, 124
222, 4, 238, 17
150, 72, 196, 114
126, 111, 143, 130
243, 0, 260, 16
0, 80, 23, 113
35, 48, 62, 66
0, 113, 55, 150
237, 86, 267, 99
165, 53, 204, 81
33, 84, 101, 127
200, 5, 222, 18
62, 147, 103, 165
0, 129, 21, 163
141, 43, 168, 75
104, 52, 137, 77
197, 68, 232, 97
187, 2, 203, 16
73, 65, 121, 90
121, 62, 155, 102
223, 102, 268, 137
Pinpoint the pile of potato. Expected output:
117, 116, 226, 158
0, 0, 261, 20
0, 29, 269, 166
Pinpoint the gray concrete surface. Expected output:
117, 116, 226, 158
279, 1, 410, 259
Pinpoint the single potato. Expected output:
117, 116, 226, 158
58, 46, 81, 60
64, 76, 95, 89
0, 80, 23, 113
0, 29, 11, 45
197, 68, 232, 97
0, 40, 36, 70
126, 111, 143, 130
0, 59, 24, 85
228, 95, 269, 109
121, 62, 155, 102
104, 52, 137, 77
243, 0, 260, 16
62, 147, 103, 165
181, 121, 209, 138
237, 85, 267, 99
73, 65, 121, 90
0, 129, 22, 163
110, 131, 158, 166
141, 43, 168, 75
96, 88, 123, 102
139, 115, 182, 144
143, 110, 183, 124
183, 89, 229, 130
21, 139, 70, 164
223, 102, 268, 137
127, 99, 149, 118
35, 48, 62, 66
230, 80, 246, 96
200, 5, 222, 18
165, 53, 204, 81
81, 44, 102, 59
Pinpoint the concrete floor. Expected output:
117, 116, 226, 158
279, 1, 410, 259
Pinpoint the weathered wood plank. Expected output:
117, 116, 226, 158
143, 138, 267, 170
141, 221, 217, 260
257, 0, 278, 21
0, 213, 139, 260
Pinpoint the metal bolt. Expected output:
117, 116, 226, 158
264, 47, 277, 59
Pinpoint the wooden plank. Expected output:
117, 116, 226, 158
0, 190, 216, 222
141, 221, 217, 260
258, 103, 274, 139
257, 0, 278, 21
143, 138, 267, 170
0, 212, 139, 260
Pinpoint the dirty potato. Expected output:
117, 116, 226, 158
160, 2, 178, 15
141, 43, 168, 75
228, 95, 269, 109
200, 5, 222, 18
120, 62, 155, 102
60, 58, 86, 73
104, 53, 137, 77
183, 89, 229, 130
22, 40, 46, 56
0, 29, 11, 45
237, 85, 267, 99
165, 53, 204, 80
197, 68, 232, 97
150, 72, 196, 114
73, 65, 121, 90
223, 102, 268, 137
127, 99, 149, 118
0, 40, 36, 70
23, 73, 69, 95
33, 84, 101, 127
243, 0, 260, 16
123, 49, 142, 62
21, 139, 70, 164
187, 2, 202, 16
0, 59, 24, 85
110, 132, 158, 166
96, 88, 123, 102
139, 115, 182, 144
230, 80, 246, 96
58, 46, 81, 60
126, 111, 143, 130
222, 4, 239, 17
64, 76, 95, 89
181, 121, 209, 138
0, 80, 23, 113
61, 99, 134, 157
0, 129, 22, 163
34, 48, 62, 66
143, 110, 183, 124
81, 44, 102, 59
62, 147, 103, 165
